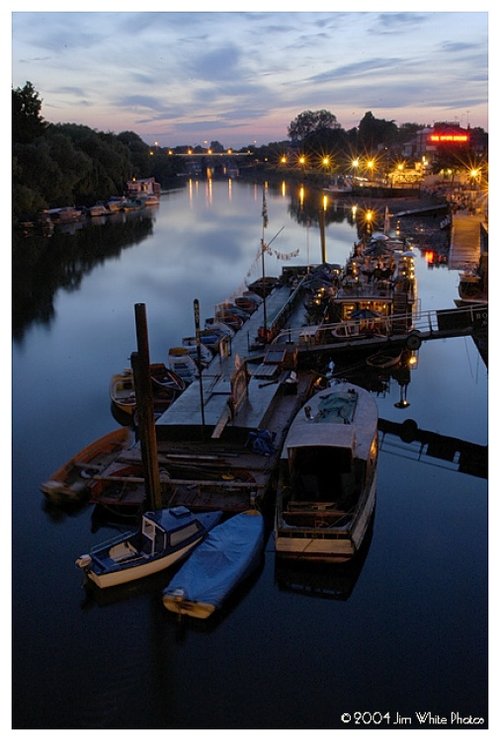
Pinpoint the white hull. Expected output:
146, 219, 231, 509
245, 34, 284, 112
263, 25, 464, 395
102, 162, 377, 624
86, 538, 203, 589
275, 477, 376, 562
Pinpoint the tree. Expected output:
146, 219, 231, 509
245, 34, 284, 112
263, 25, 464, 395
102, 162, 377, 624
358, 111, 398, 150
12, 81, 46, 144
288, 110, 340, 143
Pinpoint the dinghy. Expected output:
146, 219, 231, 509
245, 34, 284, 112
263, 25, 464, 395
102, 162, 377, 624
76, 506, 223, 588
162, 510, 265, 619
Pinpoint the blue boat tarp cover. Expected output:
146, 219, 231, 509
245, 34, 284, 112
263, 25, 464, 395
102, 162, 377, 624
163, 511, 264, 608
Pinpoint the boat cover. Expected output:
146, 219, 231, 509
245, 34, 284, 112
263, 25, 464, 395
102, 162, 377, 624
163, 511, 264, 609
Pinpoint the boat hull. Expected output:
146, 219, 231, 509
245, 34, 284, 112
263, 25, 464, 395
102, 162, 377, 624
41, 428, 132, 502
85, 538, 205, 589
77, 508, 223, 588
274, 381, 379, 562
274, 477, 376, 562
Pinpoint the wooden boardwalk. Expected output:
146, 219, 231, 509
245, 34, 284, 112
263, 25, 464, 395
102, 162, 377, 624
155, 282, 303, 434
448, 213, 482, 269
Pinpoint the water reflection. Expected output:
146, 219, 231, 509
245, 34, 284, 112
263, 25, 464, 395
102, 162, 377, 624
274, 520, 374, 601
12, 211, 155, 340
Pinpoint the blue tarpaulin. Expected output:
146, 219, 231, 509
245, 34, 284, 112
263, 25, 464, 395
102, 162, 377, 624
162, 511, 264, 611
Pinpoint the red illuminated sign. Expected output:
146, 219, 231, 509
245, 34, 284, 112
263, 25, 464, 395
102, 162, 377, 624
429, 133, 469, 143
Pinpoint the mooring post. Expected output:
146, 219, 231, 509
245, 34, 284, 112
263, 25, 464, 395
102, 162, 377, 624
193, 299, 206, 437
319, 206, 327, 264
133, 303, 163, 509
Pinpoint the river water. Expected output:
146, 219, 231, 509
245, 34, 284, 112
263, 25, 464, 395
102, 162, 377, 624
12, 178, 488, 729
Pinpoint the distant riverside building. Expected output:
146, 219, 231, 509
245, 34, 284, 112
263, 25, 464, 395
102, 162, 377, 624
127, 177, 161, 197
402, 122, 485, 160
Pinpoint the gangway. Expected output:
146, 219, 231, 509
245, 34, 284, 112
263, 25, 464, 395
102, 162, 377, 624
448, 213, 482, 269
378, 417, 487, 480
267, 304, 487, 358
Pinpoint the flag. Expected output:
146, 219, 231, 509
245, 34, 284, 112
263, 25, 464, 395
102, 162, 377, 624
262, 190, 268, 229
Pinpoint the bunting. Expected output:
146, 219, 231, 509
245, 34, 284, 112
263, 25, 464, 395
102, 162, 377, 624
246, 242, 300, 277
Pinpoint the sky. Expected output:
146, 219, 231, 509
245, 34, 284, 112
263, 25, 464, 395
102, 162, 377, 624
9, 3, 490, 150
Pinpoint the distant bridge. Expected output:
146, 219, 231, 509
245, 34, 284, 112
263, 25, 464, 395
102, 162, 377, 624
174, 152, 252, 157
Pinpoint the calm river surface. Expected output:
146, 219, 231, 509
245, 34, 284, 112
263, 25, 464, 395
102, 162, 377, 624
12, 178, 488, 729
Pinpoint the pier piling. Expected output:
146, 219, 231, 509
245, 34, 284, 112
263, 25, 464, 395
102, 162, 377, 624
133, 303, 163, 509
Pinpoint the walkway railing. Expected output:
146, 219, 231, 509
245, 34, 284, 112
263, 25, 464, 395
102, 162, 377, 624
271, 303, 487, 349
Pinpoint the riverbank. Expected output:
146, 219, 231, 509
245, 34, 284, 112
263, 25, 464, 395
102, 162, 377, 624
238, 166, 448, 215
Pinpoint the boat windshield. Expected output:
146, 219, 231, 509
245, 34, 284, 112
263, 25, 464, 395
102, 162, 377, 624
170, 522, 201, 547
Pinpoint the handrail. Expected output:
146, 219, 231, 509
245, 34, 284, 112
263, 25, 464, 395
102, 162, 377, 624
271, 304, 486, 346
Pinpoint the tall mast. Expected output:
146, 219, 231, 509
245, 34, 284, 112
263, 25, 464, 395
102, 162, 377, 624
261, 186, 268, 335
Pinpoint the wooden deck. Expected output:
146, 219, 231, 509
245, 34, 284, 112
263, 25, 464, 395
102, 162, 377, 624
448, 213, 483, 269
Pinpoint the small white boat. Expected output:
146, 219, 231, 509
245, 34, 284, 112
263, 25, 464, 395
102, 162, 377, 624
45, 206, 82, 223
110, 364, 185, 415
87, 204, 109, 218
275, 381, 378, 562
76, 506, 223, 589
168, 348, 199, 384
366, 345, 404, 369
181, 337, 214, 366
138, 194, 160, 206
162, 510, 265, 619
106, 197, 124, 212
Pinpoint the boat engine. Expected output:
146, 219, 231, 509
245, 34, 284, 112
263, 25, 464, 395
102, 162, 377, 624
75, 554, 92, 570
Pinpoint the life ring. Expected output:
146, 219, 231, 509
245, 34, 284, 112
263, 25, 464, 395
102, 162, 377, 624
406, 332, 422, 350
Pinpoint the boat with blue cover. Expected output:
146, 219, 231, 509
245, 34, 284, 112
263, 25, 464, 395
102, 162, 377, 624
274, 380, 378, 562
162, 509, 265, 619
75, 506, 223, 588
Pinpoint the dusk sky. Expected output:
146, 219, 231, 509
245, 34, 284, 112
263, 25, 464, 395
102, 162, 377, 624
10, 5, 489, 149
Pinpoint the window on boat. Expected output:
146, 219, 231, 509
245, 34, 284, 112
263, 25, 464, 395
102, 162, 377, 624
142, 518, 155, 540
291, 446, 353, 502
170, 522, 200, 547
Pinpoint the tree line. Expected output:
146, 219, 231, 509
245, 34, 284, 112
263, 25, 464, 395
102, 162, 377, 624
12, 82, 184, 222
13, 83, 487, 222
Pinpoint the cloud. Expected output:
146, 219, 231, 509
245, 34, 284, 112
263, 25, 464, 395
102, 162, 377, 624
11, 11, 488, 146
307, 57, 408, 84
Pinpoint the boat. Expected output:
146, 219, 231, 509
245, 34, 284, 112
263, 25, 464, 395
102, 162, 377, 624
110, 364, 185, 416
88, 462, 151, 511
319, 236, 417, 340
137, 194, 160, 206
181, 337, 214, 366
110, 370, 136, 414
44, 206, 83, 223
40, 428, 133, 503
167, 348, 199, 384
274, 380, 378, 562
87, 204, 109, 218
457, 255, 488, 305
75, 506, 223, 588
162, 510, 265, 619
106, 197, 125, 212
365, 344, 404, 369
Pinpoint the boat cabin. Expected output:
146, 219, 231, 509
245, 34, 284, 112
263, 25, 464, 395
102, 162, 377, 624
141, 507, 204, 555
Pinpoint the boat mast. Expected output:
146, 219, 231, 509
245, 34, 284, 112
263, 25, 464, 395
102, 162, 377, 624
261, 187, 268, 336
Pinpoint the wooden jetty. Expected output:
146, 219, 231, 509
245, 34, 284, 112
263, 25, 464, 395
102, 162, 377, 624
392, 203, 449, 218
448, 213, 483, 269
119, 236, 487, 515
120, 288, 323, 513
